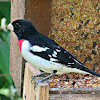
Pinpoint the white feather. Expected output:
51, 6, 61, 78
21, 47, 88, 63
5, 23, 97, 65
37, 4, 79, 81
52, 51, 57, 57
56, 49, 61, 52
48, 54, 52, 57
30, 45, 49, 52
68, 63, 74, 64
50, 58, 58, 62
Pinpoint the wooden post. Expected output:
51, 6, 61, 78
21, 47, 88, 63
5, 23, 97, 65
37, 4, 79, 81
23, 63, 49, 100
10, 0, 25, 95
36, 83, 49, 100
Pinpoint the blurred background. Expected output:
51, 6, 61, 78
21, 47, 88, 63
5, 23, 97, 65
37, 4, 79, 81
0, 1, 22, 100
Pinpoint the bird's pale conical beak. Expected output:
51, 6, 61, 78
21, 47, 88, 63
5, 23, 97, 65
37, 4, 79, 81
7, 23, 14, 31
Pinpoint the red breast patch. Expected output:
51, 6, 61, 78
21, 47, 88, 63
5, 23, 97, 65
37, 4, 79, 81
18, 40, 24, 52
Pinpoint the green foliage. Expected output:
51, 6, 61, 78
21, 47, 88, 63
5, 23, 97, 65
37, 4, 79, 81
0, 2, 22, 100
0, 2, 12, 86
0, 94, 11, 100
0, 2, 10, 23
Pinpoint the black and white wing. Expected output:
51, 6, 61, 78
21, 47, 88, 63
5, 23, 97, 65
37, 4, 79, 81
29, 33, 100, 76
29, 33, 77, 67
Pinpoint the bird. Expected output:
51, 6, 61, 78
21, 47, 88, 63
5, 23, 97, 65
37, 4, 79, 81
7, 19, 100, 88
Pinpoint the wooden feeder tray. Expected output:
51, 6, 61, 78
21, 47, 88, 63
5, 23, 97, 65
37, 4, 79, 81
23, 63, 100, 100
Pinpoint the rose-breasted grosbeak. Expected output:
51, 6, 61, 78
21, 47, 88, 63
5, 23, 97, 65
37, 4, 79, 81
7, 19, 100, 87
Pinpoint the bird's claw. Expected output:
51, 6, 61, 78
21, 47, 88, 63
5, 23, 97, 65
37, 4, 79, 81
32, 73, 54, 89
31, 75, 36, 83
31, 72, 46, 83
34, 80, 41, 89
34, 80, 49, 89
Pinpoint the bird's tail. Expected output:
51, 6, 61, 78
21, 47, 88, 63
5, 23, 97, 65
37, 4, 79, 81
74, 59, 100, 77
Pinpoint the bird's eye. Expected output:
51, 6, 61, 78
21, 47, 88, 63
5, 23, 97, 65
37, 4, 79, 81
15, 23, 21, 27
15, 23, 19, 26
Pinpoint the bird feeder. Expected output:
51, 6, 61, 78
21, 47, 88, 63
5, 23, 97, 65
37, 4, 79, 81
10, 0, 100, 99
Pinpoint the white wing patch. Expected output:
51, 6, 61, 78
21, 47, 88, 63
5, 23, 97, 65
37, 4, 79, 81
50, 58, 58, 62
56, 49, 61, 52
48, 54, 52, 57
68, 63, 74, 64
30, 45, 49, 52
52, 51, 57, 57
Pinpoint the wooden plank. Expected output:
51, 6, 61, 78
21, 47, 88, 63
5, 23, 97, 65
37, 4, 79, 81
23, 63, 36, 100
49, 94, 100, 100
23, 62, 49, 100
23, 62, 41, 100
36, 83, 49, 100
10, 0, 25, 95
49, 88, 100, 94
25, 0, 52, 36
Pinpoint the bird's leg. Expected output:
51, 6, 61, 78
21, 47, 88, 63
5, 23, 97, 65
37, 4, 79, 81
34, 73, 55, 88
31, 72, 46, 83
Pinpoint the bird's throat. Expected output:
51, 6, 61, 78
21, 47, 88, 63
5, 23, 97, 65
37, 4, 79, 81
18, 39, 24, 52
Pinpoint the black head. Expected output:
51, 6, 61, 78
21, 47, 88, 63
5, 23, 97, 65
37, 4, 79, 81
7, 19, 38, 40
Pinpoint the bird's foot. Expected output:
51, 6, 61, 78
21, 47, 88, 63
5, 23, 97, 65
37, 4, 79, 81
31, 72, 46, 83
33, 73, 55, 88
34, 80, 49, 88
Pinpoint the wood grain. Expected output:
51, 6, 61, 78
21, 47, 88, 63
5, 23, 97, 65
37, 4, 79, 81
49, 88, 100, 94
25, 0, 52, 36
36, 83, 49, 100
49, 94, 100, 100
23, 63, 49, 100
10, 0, 25, 95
